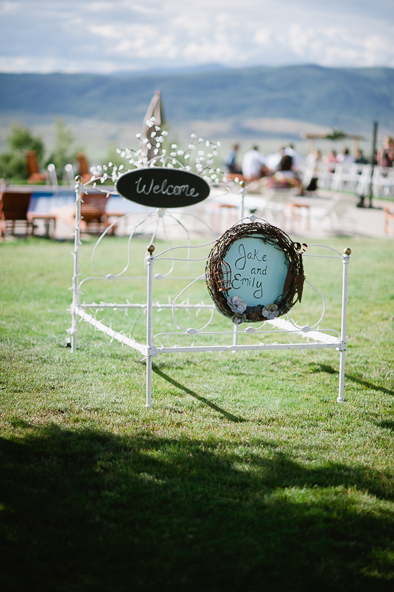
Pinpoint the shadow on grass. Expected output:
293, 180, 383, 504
312, 363, 394, 396
378, 420, 394, 432
1, 425, 393, 591
153, 366, 246, 423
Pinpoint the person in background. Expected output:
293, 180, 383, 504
270, 147, 302, 191
301, 149, 322, 193
377, 136, 394, 168
323, 149, 338, 172
224, 143, 242, 174
283, 144, 303, 172
242, 145, 269, 180
355, 149, 369, 164
336, 147, 354, 164
276, 148, 299, 179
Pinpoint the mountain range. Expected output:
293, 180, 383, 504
0, 64, 393, 142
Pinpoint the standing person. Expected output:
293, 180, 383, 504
242, 145, 269, 180
224, 143, 242, 174
377, 136, 394, 167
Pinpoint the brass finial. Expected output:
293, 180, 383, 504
343, 247, 352, 255
147, 244, 155, 255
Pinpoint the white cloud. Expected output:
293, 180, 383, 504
0, 1, 19, 15
88, 24, 121, 40
254, 30, 272, 48
0, 0, 393, 72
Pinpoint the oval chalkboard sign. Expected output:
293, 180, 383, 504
115, 167, 210, 208
206, 221, 306, 324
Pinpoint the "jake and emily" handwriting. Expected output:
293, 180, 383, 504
231, 242, 268, 299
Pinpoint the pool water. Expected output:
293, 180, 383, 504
29, 190, 144, 215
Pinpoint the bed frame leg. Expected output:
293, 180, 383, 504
145, 244, 155, 408
337, 247, 351, 402
337, 350, 345, 403
146, 355, 152, 408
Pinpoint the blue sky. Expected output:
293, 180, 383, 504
0, 0, 393, 73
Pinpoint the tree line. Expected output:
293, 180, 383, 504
0, 120, 79, 183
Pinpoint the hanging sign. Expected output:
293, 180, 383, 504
115, 167, 210, 208
206, 221, 306, 324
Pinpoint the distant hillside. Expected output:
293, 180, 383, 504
1, 65, 393, 138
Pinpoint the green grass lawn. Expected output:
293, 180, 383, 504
1, 234, 394, 591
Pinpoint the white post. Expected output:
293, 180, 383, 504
240, 181, 246, 219
71, 177, 82, 352
145, 244, 155, 407
232, 183, 247, 348
338, 247, 351, 402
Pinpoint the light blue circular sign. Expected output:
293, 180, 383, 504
223, 237, 289, 307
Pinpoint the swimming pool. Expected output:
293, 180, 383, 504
28, 189, 143, 215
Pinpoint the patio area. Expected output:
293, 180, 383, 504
1, 185, 393, 242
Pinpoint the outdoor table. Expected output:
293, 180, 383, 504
28, 212, 57, 239
287, 197, 311, 231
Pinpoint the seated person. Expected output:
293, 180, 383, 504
355, 149, 369, 164
323, 149, 338, 172
242, 146, 270, 180
269, 149, 302, 190
224, 143, 242, 174
277, 151, 296, 176
337, 147, 354, 164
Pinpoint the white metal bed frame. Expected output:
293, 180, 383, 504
69, 179, 351, 407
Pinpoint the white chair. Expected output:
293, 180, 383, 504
263, 190, 294, 226
373, 166, 392, 197
63, 164, 75, 186
316, 163, 334, 189
301, 158, 318, 190
356, 164, 372, 197
330, 164, 353, 191
386, 169, 394, 197
310, 195, 355, 234
343, 163, 364, 192
47, 163, 58, 188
